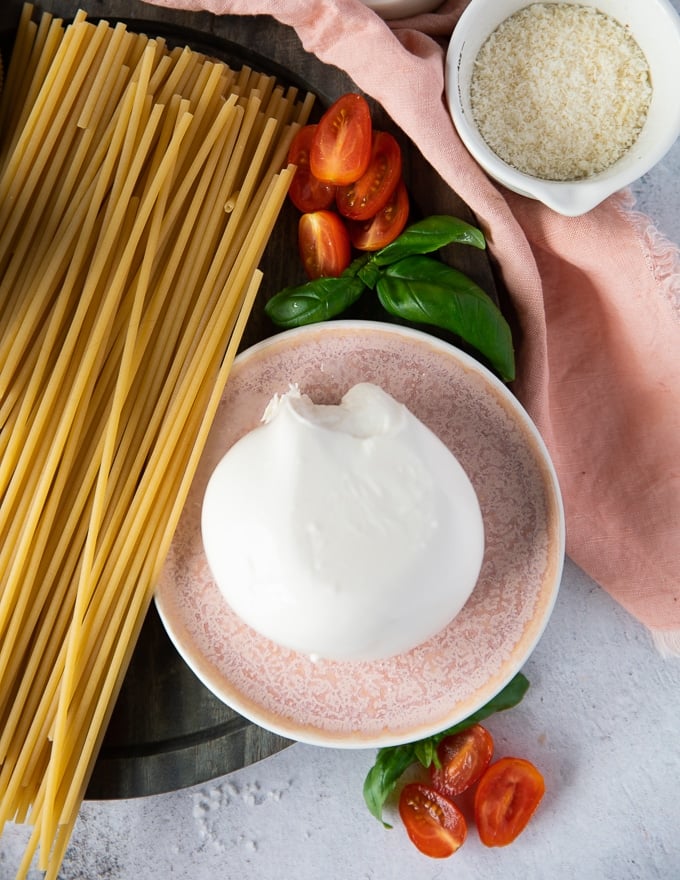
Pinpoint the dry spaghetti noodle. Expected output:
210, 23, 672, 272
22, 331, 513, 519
0, 5, 311, 877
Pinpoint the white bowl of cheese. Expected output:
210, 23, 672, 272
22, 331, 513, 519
445, 0, 680, 215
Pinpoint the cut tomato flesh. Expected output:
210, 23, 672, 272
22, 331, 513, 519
474, 757, 545, 847
287, 125, 336, 213
310, 93, 372, 186
429, 724, 494, 799
399, 783, 467, 859
297, 210, 351, 280
336, 130, 402, 221
347, 179, 409, 251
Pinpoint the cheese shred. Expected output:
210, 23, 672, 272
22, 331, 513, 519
470, 3, 652, 181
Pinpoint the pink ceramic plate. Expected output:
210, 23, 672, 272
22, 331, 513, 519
155, 321, 564, 748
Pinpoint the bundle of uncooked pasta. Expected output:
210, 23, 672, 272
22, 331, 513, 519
0, 5, 312, 876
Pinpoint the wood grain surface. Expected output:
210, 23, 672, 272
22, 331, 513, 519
1, 0, 499, 799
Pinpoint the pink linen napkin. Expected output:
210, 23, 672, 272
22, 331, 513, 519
144, 0, 680, 656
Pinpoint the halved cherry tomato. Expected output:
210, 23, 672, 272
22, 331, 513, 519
286, 125, 336, 213
347, 179, 409, 251
310, 93, 372, 186
430, 724, 494, 799
398, 783, 467, 859
336, 130, 402, 221
298, 210, 351, 280
474, 757, 545, 847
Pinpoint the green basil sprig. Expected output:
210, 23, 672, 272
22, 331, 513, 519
376, 256, 515, 383
264, 274, 366, 328
371, 215, 486, 265
264, 215, 515, 382
362, 672, 530, 827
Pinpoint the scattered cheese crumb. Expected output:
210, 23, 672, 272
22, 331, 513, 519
470, 3, 652, 180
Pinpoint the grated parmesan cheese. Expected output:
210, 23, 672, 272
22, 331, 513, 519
470, 3, 652, 181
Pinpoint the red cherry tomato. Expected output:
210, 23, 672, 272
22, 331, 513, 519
310, 93, 372, 186
286, 125, 336, 213
347, 179, 409, 251
398, 783, 467, 859
474, 757, 545, 847
298, 210, 351, 280
336, 130, 402, 221
430, 724, 494, 799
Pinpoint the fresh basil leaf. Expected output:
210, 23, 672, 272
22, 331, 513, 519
376, 255, 515, 382
264, 275, 366, 328
363, 744, 418, 828
345, 253, 372, 277
362, 672, 529, 825
413, 739, 438, 769
371, 215, 486, 268
356, 259, 382, 290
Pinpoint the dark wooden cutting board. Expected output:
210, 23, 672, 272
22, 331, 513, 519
0, 0, 500, 799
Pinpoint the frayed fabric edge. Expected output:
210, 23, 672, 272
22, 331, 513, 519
614, 189, 680, 316
612, 193, 680, 662
651, 629, 680, 659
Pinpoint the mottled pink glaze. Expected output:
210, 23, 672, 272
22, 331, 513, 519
155, 321, 564, 747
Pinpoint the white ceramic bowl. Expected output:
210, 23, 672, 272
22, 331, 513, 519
359, 0, 443, 19
445, 0, 680, 216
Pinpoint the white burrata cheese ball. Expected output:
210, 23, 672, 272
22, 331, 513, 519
201, 382, 484, 661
